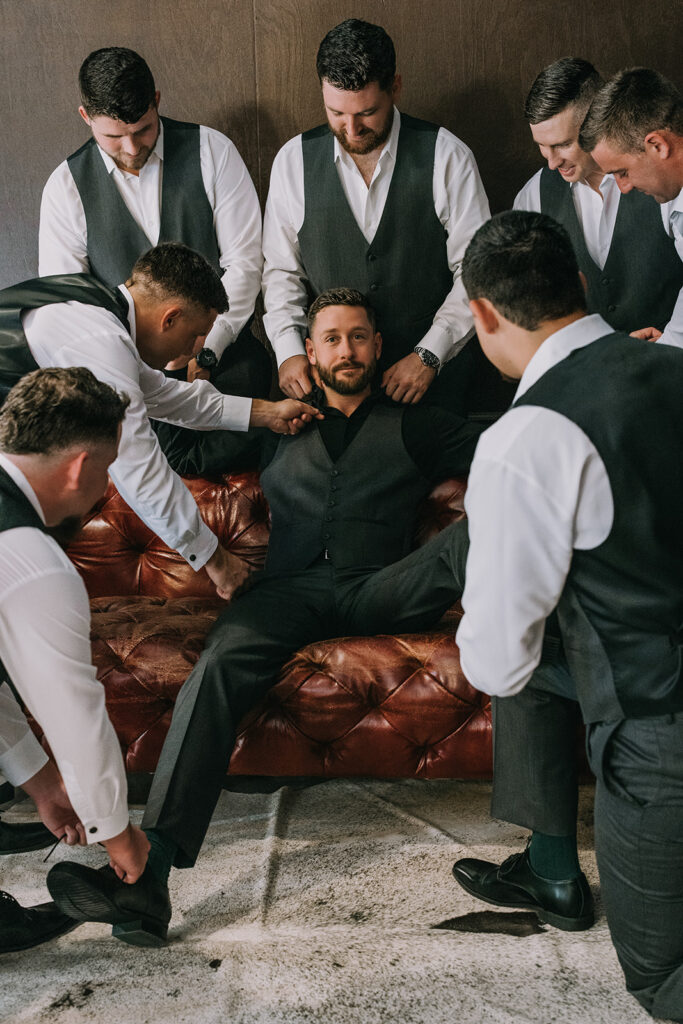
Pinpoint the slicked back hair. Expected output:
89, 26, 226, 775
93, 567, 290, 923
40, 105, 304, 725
127, 243, 228, 315
307, 288, 376, 332
316, 19, 396, 92
525, 57, 604, 124
462, 211, 587, 331
79, 47, 156, 122
579, 67, 683, 153
0, 368, 129, 456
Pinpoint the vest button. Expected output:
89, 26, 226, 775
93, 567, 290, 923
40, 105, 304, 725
369, 283, 378, 292
325, 515, 333, 522
332, 470, 340, 477
323, 532, 331, 540
330, 485, 338, 492
328, 500, 335, 507
608, 304, 617, 312
601, 277, 611, 285
367, 253, 377, 261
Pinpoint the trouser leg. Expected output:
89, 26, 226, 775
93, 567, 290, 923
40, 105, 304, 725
142, 566, 334, 867
589, 714, 683, 1021
490, 662, 582, 835
338, 518, 470, 635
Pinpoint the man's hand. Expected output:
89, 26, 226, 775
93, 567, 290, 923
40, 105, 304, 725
205, 544, 252, 601
382, 352, 436, 404
250, 398, 323, 435
21, 759, 85, 846
186, 357, 211, 382
103, 823, 150, 884
278, 354, 314, 399
630, 326, 662, 342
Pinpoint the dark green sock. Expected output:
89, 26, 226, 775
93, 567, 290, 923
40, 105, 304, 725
144, 828, 177, 885
528, 831, 581, 880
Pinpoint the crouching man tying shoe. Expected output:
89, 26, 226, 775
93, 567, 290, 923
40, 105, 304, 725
452, 211, 683, 1022
0, 368, 149, 953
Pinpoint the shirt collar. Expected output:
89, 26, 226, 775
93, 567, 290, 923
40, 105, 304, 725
570, 172, 615, 196
96, 117, 164, 176
672, 186, 683, 218
118, 284, 136, 341
515, 313, 614, 400
0, 454, 46, 523
333, 106, 401, 170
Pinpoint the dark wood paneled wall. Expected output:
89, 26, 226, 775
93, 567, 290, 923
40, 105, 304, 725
1, 0, 680, 286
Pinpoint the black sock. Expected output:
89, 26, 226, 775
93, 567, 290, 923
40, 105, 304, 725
143, 828, 177, 885
528, 831, 581, 880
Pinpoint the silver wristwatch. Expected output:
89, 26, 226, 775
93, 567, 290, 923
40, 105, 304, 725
413, 346, 441, 373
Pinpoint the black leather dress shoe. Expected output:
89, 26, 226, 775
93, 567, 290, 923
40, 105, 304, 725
46, 862, 171, 947
452, 847, 594, 931
0, 889, 79, 953
0, 817, 55, 855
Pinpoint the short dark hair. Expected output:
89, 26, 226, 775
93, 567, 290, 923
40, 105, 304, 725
0, 368, 129, 456
579, 67, 683, 153
462, 211, 587, 331
316, 19, 396, 92
79, 47, 156, 122
307, 287, 376, 331
525, 57, 603, 124
127, 243, 228, 314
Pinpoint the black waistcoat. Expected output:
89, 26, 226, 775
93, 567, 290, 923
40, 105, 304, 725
298, 115, 453, 368
540, 167, 683, 332
67, 116, 221, 287
260, 404, 429, 573
0, 275, 129, 405
515, 331, 683, 722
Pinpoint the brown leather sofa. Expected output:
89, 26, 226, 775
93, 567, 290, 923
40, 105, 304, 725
57, 472, 492, 788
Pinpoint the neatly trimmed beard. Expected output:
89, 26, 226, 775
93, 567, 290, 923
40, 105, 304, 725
330, 107, 394, 156
317, 357, 377, 395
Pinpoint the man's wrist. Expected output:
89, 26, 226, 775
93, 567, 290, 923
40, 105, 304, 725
413, 347, 441, 373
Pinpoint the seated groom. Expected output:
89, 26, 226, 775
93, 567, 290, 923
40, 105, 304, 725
47, 287, 485, 944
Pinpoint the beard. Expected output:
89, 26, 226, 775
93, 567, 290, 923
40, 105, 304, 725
330, 108, 394, 156
317, 357, 377, 395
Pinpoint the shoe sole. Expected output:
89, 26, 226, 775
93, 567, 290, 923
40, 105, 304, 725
47, 872, 167, 948
0, 834, 56, 855
452, 868, 594, 932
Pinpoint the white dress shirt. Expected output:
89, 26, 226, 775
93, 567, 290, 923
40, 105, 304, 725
262, 108, 490, 367
515, 169, 683, 348
22, 286, 252, 568
457, 314, 616, 697
659, 186, 683, 350
0, 455, 129, 842
39, 120, 263, 361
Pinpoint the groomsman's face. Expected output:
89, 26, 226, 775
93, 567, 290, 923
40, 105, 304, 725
322, 76, 401, 156
531, 104, 599, 184
78, 93, 161, 175
592, 135, 681, 204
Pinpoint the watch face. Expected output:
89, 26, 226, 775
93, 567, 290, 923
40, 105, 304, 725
197, 348, 218, 369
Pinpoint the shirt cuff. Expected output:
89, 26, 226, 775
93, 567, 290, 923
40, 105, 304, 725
657, 324, 683, 350
81, 805, 131, 846
274, 329, 307, 368
204, 316, 235, 362
218, 395, 252, 432
0, 730, 49, 787
418, 325, 473, 366
178, 522, 219, 571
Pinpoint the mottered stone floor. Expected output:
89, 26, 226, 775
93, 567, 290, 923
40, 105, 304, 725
0, 781, 667, 1024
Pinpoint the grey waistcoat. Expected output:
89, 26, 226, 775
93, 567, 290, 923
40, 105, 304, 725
540, 167, 683, 332
260, 404, 429, 574
67, 116, 221, 287
516, 331, 683, 722
298, 115, 453, 368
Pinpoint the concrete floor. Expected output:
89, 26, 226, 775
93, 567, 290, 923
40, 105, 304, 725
0, 780, 670, 1024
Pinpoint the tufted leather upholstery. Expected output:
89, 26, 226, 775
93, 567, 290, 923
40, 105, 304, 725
57, 472, 492, 780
